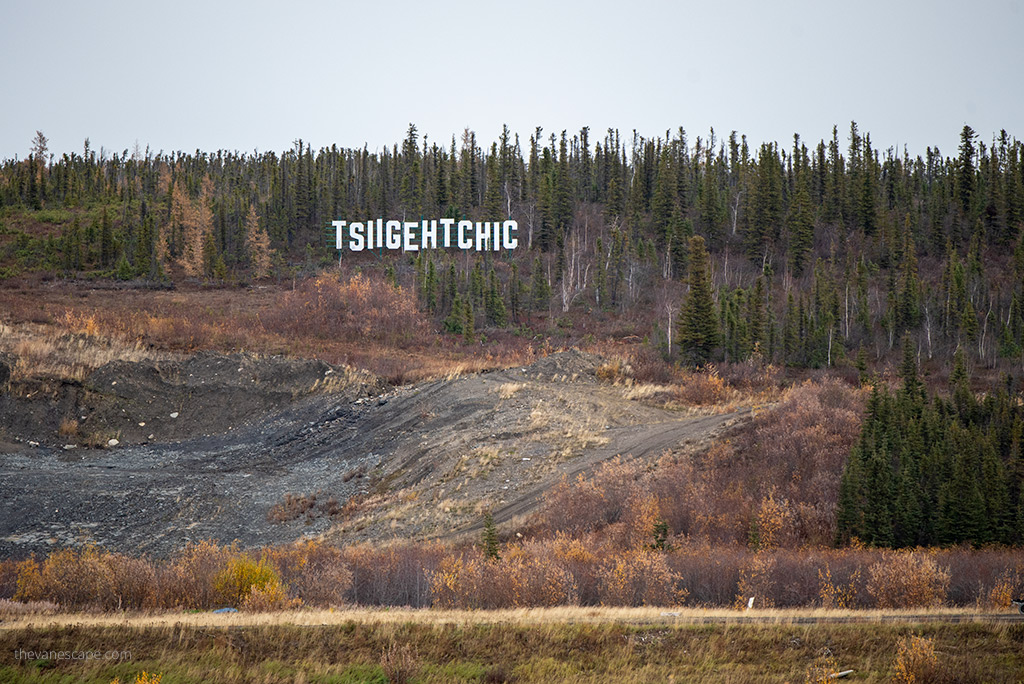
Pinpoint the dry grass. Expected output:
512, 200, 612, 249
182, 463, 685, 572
1, 610, 1016, 683
0, 605, 1012, 631
0, 278, 535, 386
526, 395, 609, 462
495, 382, 525, 399
0, 321, 170, 383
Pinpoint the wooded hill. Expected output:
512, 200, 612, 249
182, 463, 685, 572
2, 123, 1023, 376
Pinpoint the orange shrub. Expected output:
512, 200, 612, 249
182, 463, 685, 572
14, 547, 110, 609
261, 273, 428, 347
752, 489, 795, 551
153, 540, 235, 609
429, 553, 475, 609
674, 366, 729, 405
867, 551, 950, 609
539, 458, 643, 538
982, 567, 1024, 610
496, 544, 579, 608
817, 562, 861, 609
12, 556, 44, 603
735, 552, 777, 608
540, 532, 602, 605
615, 493, 663, 550
265, 539, 352, 607
429, 545, 578, 609
596, 549, 687, 607
13, 546, 155, 611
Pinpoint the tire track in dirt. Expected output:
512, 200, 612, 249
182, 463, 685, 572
459, 409, 750, 533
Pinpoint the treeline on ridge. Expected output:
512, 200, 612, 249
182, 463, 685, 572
2, 122, 1023, 376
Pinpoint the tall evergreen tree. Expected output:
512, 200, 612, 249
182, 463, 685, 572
677, 235, 719, 364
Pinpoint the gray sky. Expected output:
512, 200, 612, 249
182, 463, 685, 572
2, 0, 1021, 161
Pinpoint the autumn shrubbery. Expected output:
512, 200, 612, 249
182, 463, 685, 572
539, 379, 862, 551
3, 536, 1023, 611
431, 545, 579, 609
867, 551, 951, 609
13, 546, 154, 611
647, 378, 864, 548
343, 542, 447, 607
260, 272, 427, 347
212, 555, 295, 611
891, 635, 942, 684
8, 540, 351, 611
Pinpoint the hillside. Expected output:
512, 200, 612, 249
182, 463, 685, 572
0, 350, 744, 558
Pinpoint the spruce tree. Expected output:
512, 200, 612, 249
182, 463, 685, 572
509, 262, 521, 322
462, 299, 475, 343
530, 257, 550, 313
444, 295, 464, 335
677, 235, 719, 364
481, 511, 500, 562
486, 268, 508, 326
424, 259, 438, 314
957, 125, 977, 215
748, 277, 767, 355
787, 181, 814, 276
99, 206, 114, 268
836, 445, 865, 545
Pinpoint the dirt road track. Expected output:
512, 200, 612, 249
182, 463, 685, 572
461, 410, 746, 532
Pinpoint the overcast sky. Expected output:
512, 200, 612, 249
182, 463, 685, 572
2, 0, 1021, 161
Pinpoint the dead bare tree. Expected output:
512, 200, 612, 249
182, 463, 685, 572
730, 189, 744, 236
560, 228, 590, 313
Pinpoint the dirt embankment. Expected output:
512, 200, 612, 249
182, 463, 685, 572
0, 351, 385, 448
0, 350, 748, 558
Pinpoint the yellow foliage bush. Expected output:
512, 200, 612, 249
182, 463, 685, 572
596, 549, 687, 607
804, 654, 841, 684
891, 635, 937, 684
753, 489, 793, 551
110, 672, 162, 684
429, 546, 578, 609
983, 567, 1023, 609
817, 563, 860, 609
213, 555, 286, 608
675, 366, 729, 405
867, 551, 949, 609
735, 552, 776, 609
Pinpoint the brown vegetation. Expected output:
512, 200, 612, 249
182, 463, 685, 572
0, 271, 540, 385
2, 538, 1022, 612
0, 616, 1018, 683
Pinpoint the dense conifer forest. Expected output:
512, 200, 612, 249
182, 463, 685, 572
3, 123, 1023, 373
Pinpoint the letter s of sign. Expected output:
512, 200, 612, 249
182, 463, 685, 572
348, 221, 365, 251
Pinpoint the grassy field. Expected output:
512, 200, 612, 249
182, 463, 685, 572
1, 608, 1022, 683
